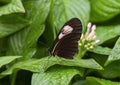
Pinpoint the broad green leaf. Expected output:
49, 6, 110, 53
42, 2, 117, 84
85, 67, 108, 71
54, 0, 90, 29
105, 37, 120, 66
92, 54, 108, 66
32, 66, 84, 85
7, 0, 50, 56
0, 56, 21, 68
22, 0, 50, 49
86, 77, 120, 85
90, 0, 120, 22
51, 0, 90, 33
0, 0, 25, 16
89, 46, 112, 55
21, 48, 37, 59
42, 0, 90, 48
96, 25, 120, 44
0, 56, 103, 77
0, 14, 29, 38
99, 60, 120, 78
73, 80, 86, 85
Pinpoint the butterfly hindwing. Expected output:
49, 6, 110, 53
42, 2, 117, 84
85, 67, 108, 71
50, 18, 82, 59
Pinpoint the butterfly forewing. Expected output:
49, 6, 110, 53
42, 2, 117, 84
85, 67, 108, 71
50, 18, 82, 59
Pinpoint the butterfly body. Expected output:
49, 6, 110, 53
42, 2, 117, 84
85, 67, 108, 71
50, 18, 82, 59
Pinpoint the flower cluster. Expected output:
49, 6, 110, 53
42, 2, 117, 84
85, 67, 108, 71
78, 22, 100, 50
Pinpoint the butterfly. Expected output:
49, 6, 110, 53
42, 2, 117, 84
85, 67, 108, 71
49, 18, 82, 59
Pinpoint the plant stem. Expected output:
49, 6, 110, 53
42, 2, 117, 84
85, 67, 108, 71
75, 46, 87, 59
10, 70, 18, 85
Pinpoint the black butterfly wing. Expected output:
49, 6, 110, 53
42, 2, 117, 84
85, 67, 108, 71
50, 18, 82, 59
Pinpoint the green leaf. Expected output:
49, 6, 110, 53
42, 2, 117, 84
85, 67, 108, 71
0, 56, 21, 68
73, 80, 86, 85
96, 38, 120, 78
7, 0, 50, 56
0, 38, 8, 56
42, 0, 90, 47
0, 0, 10, 4
0, 56, 103, 77
92, 54, 108, 66
99, 60, 120, 78
105, 37, 120, 66
0, 0, 25, 16
90, 0, 120, 22
0, 14, 29, 38
52, 0, 90, 33
22, 0, 50, 49
41, 0, 56, 46
32, 66, 84, 85
96, 25, 120, 44
86, 77, 120, 85
89, 46, 112, 55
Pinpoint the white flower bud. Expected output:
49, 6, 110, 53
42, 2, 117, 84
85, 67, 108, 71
90, 46, 93, 49
78, 22, 99, 50
87, 22, 92, 29
91, 25, 96, 31
95, 40, 100, 43
79, 43, 82, 46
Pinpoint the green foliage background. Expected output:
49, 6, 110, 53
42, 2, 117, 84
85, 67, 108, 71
0, 0, 120, 85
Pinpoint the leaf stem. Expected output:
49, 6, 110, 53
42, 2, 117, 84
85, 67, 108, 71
10, 70, 18, 85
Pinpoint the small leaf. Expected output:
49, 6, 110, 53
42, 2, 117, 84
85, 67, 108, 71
105, 37, 120, 66
89, 46, 112, 55
0, 56, 21, 68
86, 77, 120, 85
32, 66, 84, 85
0, 0, 25, 16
